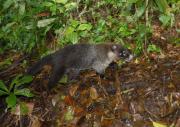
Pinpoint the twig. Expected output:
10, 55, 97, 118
115, 71, 123, 104
78, 5, 88, 21
0, 54, 29, 75
144, 0, 149, 58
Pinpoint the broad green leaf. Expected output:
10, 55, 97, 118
14, 88, 34, 97
94, 35, 105, 42
65, 26, 75, 35
2, 22, 16, 32
0, 80, 9, 92
0, 89, 9, 96
135, 5, 145, 18
152, 121, 167, 127
70, 20, 79, 28
50, 4, 57, 15
9, 74, 22, 92
37, 18, 56, 28
3, 0, 14, 10
25, 24, 34, 30
6, 94, 17, 108
78, 23, 92, 31
68, 32, 78, 44
55, 0, 68, 4
65, 2, 77, 11
15, 75, 33, 88
19, 2, 26, 15
65, 26, 78, 44
159, 14, 171, 26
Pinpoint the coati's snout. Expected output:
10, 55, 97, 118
111, 44, 134, 62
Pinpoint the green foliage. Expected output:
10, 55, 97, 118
154, 0, 169, 13
147, 44, 161, 53
0, 74, 33, 108
59, 74, 68, 84
0, 0, 179, 54
159, 12, 175, 27
58, 21, 93, 44
19, 102, 29, 115
0, 58, 12, 70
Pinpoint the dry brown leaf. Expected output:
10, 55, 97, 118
69, 85, 79, 96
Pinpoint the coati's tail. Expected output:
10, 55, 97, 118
27, 55, 52, 75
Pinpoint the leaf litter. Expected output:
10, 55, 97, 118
0, 34, 180, 127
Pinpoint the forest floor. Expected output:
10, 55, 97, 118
0, 22, 180, 127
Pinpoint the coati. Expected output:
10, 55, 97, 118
27, 43, 133, 89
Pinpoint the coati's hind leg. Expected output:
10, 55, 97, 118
48, 66, 66, 89
67, 69, 80, 81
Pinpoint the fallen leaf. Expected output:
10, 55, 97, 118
64, 95, 75, 105
64, 106, 74, 121
69, 85, 79, 96
152, 121, 167, 127
90, 87, 98, 100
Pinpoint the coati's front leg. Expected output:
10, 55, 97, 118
48, 66, 66, 89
